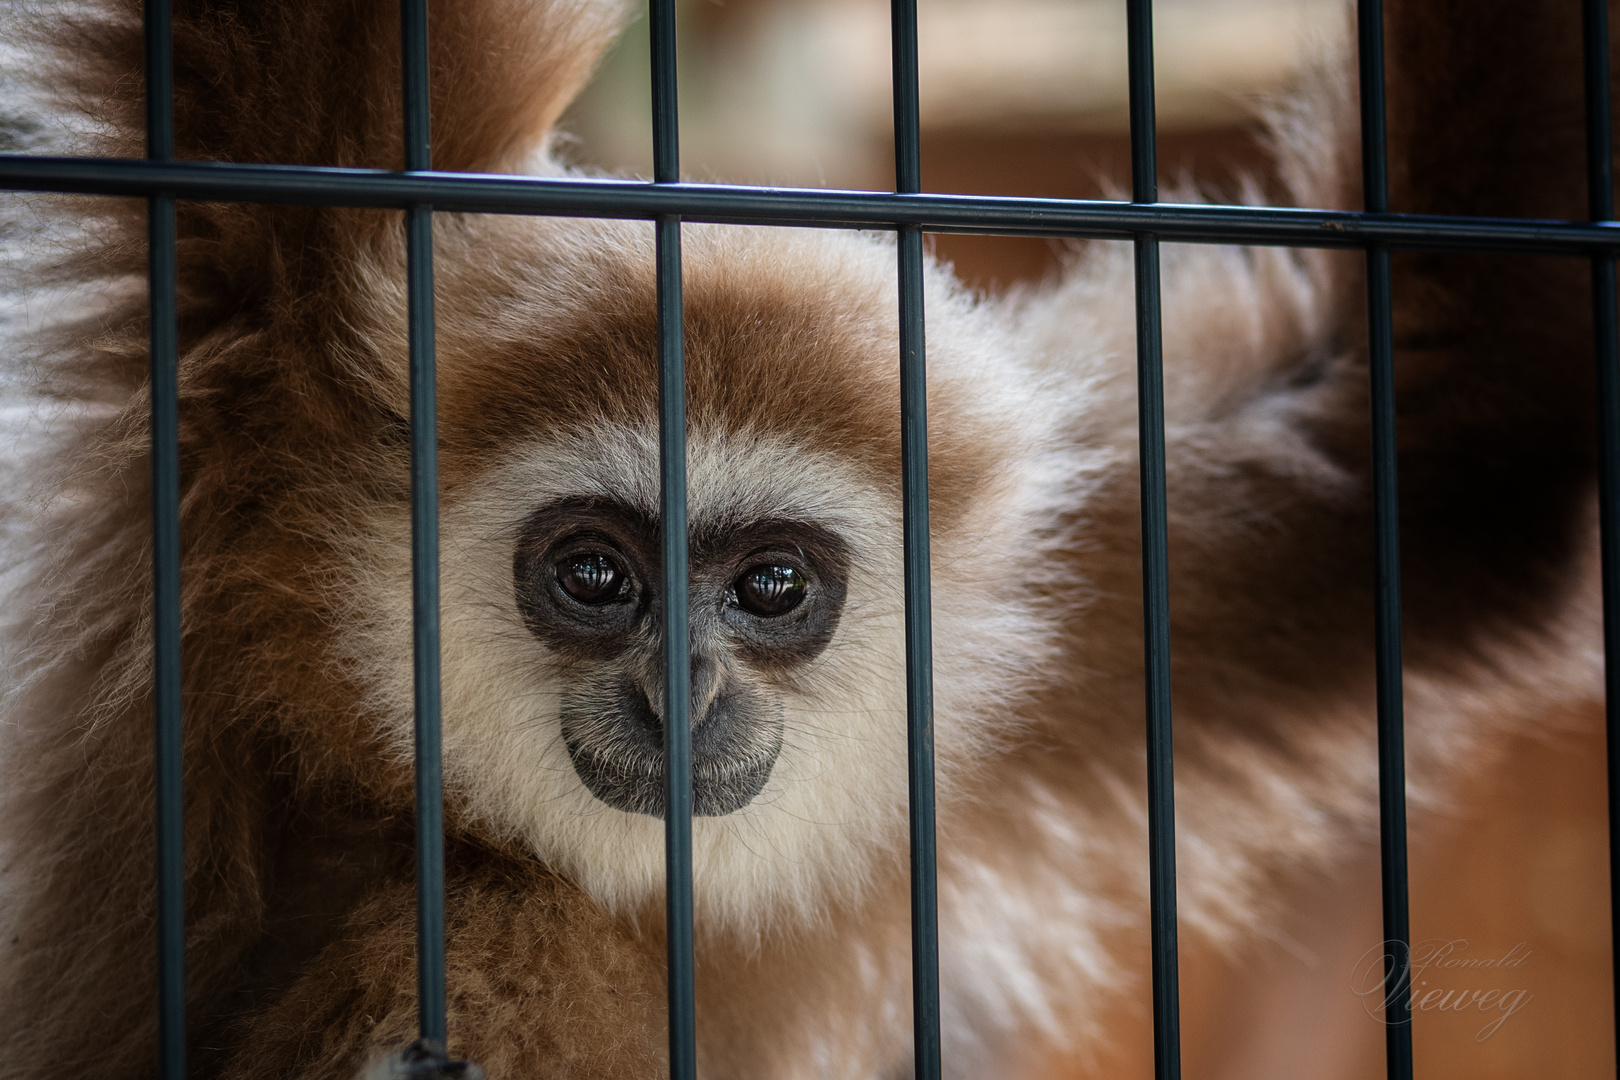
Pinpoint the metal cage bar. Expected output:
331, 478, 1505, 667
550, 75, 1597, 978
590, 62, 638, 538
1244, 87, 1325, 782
145, 0, 184, 1076
648, 1, 698, 1077
6, 0, 1608, 1075
1355, 2, 1415, 1078
6, 156, 1620, 254
1580, 2, 1620, 1074
888, 2, 942, 1077
400, 0, 449, 1048
1124, 2, 1183, 1080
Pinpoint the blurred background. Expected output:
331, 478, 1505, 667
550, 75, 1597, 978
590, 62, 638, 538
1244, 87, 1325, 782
557, 3, 1615, 1078
559, 0, 1338, 287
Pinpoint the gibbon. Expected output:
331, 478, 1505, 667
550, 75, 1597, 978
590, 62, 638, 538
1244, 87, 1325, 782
0, 0, 1607, 1076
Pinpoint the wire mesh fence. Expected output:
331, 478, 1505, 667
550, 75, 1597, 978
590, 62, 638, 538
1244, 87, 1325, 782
0, 0, 1617, 1077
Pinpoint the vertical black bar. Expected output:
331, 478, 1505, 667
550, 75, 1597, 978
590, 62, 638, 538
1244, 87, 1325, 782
1125, 0, 1157, 203
1599, 253, 1620, 1080
1135, 238, 1181, 1080
649, 2, 695, 1078
1358, 0, 1389, 217
651, 0, 679, 186
891, 0, 921, 196
1581, 2, 1620, 1073
145, 0, 184, 1076
401, 0, 430, 174
899, 223, 940, 1080
1357, 3, 1413, 1077
890, 3, 941, 1078
656, 213, 695, 1080
1366, 245, 1412, 1079
400, 0, 446, 1047
1126, 3, 1181, 1080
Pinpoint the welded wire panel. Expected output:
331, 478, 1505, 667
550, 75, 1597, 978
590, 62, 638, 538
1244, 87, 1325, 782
400, 0, 448, 1046
1123, 1, 1182, 1078
887, 1, 942, 1077
1355, 2, 1414, 1077
144, 1, 185, 1077
18, 0, 1607, 1074
647, 0, 697, 1076
1579, 0, 1620, 1067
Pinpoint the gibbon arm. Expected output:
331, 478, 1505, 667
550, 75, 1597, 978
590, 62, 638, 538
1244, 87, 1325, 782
1055, 0, 1606, 761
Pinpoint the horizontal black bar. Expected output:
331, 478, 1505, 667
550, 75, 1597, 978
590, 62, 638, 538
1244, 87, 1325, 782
4, 154, 1619, 255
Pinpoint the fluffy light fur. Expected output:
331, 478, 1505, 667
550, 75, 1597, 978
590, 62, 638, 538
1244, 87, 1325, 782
0, 0, 1608, 1076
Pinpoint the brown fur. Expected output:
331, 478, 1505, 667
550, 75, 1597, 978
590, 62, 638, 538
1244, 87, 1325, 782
0, 0, 1608, 1076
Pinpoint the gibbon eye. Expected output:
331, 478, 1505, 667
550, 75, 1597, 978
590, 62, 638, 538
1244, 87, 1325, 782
557, 552, 625, 605
733, 564, 806, 617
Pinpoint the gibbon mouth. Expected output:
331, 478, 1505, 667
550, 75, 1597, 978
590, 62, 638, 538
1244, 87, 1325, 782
559, 682, 783, 817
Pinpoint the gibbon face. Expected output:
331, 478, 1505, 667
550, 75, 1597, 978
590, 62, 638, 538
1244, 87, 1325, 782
338, 219, 1084, 927
512, 494, 851, 817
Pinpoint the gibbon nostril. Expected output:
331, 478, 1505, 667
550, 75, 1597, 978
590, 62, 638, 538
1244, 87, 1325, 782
624, 682, 664, 740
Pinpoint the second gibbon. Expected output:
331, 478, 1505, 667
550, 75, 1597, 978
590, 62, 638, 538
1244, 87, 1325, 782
0, 0, 1607, 1076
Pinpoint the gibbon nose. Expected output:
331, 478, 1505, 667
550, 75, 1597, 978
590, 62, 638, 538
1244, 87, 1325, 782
635, 657, 727, 736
